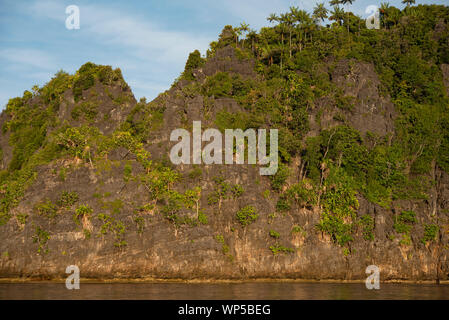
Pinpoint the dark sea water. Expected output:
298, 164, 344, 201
0, 282, 448, 300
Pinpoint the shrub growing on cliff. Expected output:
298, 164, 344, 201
57, 191, 79, 208
278, 180, 317, 212
32, 226, 50, 254
421, 224, 439, 244
73, 204, 93, 225
71, 101, 99, 121
97, 213, 127, 247
317, 166, 359, 247
207, 177, 244, 211
359, 215, 375, 241
236, 205, 258, 226
181, 50, 205, 81
34, 199, 59, 219
393, 210, 416, 245
270, 163, 289, 192
55, 125, 100, 161
73, 62, 126, 102
269, 230, 280, 239
269, 244, 294, 255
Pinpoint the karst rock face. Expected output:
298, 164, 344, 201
0, 40, 448, 281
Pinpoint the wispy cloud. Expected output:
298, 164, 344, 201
0, 48, 55, 70
29, 1, 212, 62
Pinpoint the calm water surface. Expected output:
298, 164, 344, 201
0, 282, 448, 300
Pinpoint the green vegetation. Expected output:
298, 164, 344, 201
57, 191, 79, 208
123, 163, 132, 182
160, 187, 207, 228
73, 62, 127, 102
262, 189, 270, 199
292, 225, 307, 237
421, 224, 439, 244
231, 184, 244, 198
32, 192, 79, 222
32, 226, 50, 254
269, 230, 280, 239
188, 166, 202, 180
197, 3, 449, 249
207, 177, 244, 212
71, 101, 98, 121
276, 179, 317, 212
181, 50, 205, 81
120, 99, 165, 143
269, 244, 294, 255
359, 215, 375, 241
73, 204, 93, 226
270, 164, 289, 192
98, 213, 127, 248
34, 199, 59, 219
198, 212, 208, 225
58, 167, 67, 181
215, 234, 230, 255
393, 210, 417, 245
317, 165, 359, 247
133, 215, 145, 234
16, 213, 28, 226
99, 199, 123, 215
202, 72, 253, 98
236, 205, 258, 226
55, 125, 100, 162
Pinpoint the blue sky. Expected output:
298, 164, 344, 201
0, 0, 447, 109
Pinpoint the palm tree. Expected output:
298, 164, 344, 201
276, 18, 289, 64
284, 10, 297, 57
303, 15, 317, 44
329, 6, 345, 27
313, 2, 329, 24
260, 38, 274, 66
272, 41, 286, 71
402, 0, 416, 7
290, 7, 311, 52
247, 29, 258, 53
267, 13, 279, 24
380, 2, 390, 11
380, 2, 390, 29
340, 0, 355, 32
289, 6, 301, 51
235, 27, 242, 47
329, 0, 341, 7
239, 22, 250, 49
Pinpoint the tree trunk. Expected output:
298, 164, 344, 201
289, 30, 292, 58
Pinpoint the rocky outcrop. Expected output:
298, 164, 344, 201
0, 47, 448, 282
196, 46, 256, 80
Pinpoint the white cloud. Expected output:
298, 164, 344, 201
9, 0, 217, 101
29, 1, 212, 63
